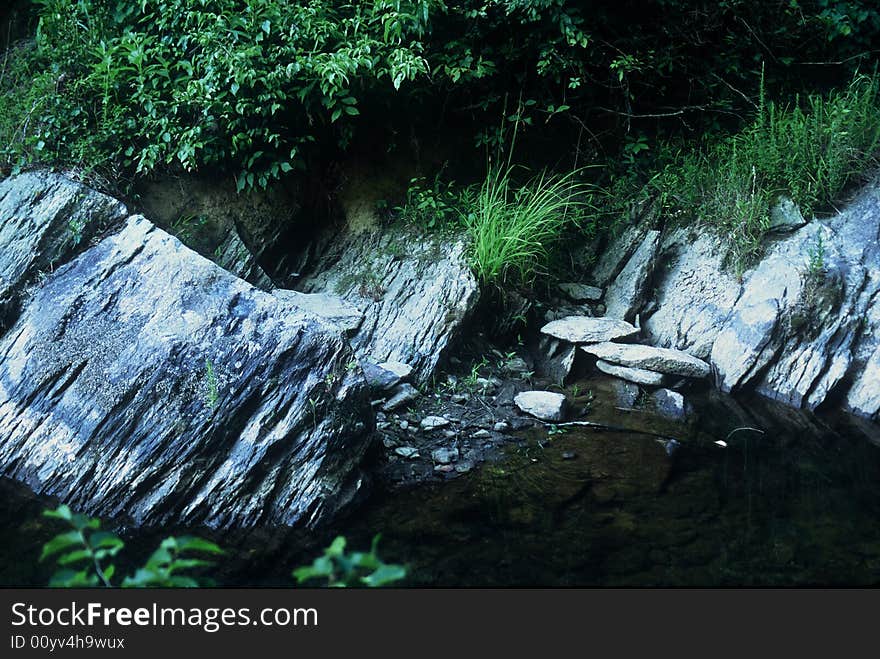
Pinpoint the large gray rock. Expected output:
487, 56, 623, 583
638, 178, 880, 419
295, 228, 480, 384
642, 228, 742, 359
603, 229, 661, 321
582, 342, 710, 378
0, 190, 374, 529
710, 217, 870, 411
541, 316, 639, 344
0, 171, 128, 331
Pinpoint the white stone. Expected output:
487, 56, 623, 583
514, 391, 567, 422
540, 316, 639, 344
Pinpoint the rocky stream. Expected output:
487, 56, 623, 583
0, 170, 878, 585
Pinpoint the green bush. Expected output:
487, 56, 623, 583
41, 504, 223, 587
41, 504, 407, 588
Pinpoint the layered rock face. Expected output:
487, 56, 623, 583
293, 226, 481, 384
596, 183, 880, 420
0, 173, 374, 528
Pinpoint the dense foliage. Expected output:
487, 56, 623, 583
41, 505, 407, 588
2, 0, 878, 188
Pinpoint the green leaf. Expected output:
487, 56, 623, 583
175, 536, 224, 555
57, 549, 92, 566
40, 531, 84, 561
361, 564, 407, 588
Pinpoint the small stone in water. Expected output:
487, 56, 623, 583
561, 451, 577, 460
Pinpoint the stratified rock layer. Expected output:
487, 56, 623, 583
0, 174, 375, 528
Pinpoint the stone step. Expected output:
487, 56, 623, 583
582, 342, 710, 378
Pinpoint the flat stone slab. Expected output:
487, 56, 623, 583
595, 359, 666, 386
514, 391, 567, 422
582, 343, 710, 378
541, 316, 639, 344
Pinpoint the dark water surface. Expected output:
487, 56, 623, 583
3, 380, 880, 587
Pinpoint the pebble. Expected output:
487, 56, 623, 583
420, 415, 451, 430
394, 446, 419, 458
451, 393, 469, 404
471, 429, 491, 439
434, 464, 455, 473
454, 461, 474, 473
431, 447, 459, 464
399, 420, 409, 430
561, 451, 577, 460
493, 421, 509, 432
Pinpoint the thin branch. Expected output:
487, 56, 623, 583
711, 73, 758, 110
595, 104, 740, 119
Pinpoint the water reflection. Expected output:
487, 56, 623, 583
2, 380, 880, 586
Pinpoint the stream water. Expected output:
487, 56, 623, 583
2, 378, 880, 587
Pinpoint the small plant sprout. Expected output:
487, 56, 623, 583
204, 358, 219, 408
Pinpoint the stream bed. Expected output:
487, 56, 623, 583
2, 378, 880, 587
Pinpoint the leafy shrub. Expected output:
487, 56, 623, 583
293, 535, 407, 587
41, 504, 406, 588
41, 504, 223, 587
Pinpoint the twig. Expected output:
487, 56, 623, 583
724, 426, 765, 442
711, 73, 758, 110
595, 105, 741, 119
542, 420, 678, 442
738, 17, 777, 63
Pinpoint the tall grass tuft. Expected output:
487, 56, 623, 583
465, 166, 592, 285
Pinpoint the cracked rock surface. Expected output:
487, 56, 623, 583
0, 174, 374, 528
